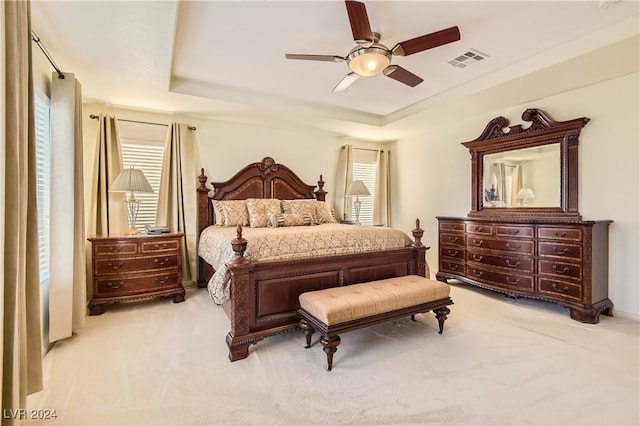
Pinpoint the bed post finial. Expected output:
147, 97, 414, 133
198, 168, 208, 190
412, 218, 424, 247
315, 174, 327, 201
229, 226, 249, 265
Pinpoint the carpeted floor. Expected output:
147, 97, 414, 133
26, 282, 639, 425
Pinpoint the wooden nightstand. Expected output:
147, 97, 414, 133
87, 232, 186, 315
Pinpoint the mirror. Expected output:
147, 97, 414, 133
482, 144, 560, 208
463, 108, 589, 221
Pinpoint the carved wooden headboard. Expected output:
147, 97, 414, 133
197, 156, 327, 235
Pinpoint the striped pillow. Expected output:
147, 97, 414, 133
281, 200, 319, 225
275, 213, 314, 227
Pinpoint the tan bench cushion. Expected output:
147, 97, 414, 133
299, 275, 450, 326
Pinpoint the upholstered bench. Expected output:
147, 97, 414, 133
297, 275, 453, 371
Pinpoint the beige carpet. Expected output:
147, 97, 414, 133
26, 283, 639, 425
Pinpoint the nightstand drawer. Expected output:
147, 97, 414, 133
141, 239, 180, 253
94, 242, 137, 256
95, 271, 181, 296
94, 254, 179, 276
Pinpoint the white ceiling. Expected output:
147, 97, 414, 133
30, 1, 639, 140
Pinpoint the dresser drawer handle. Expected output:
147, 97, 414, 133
108, 262, 124, 270
154, 257, 170, 266
555, 231, 567, 237
449, 225, 459, 231
552, 283, 569, 293
510, 229, 520, 235
473, 255, 483, 262
505, 259, 520, 267
154, 243, 168, 249
472, 270, 483, 277
447, 236, 459, 243
108, 246, 122, 253
475, 226, 483, 232
447, 250, 459, 256
472, 239, 483, 246
505, 243, 520, 251
554, 247, 569, 255
506, 277, 520, 285
156, 276, 170, 284
106, 281, 124, 289
447, 263, 459, 271
552, 265, 570, 274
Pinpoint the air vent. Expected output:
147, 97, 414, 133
448, 49, 489, 69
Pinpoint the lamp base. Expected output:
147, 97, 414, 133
125, 227, 138, 235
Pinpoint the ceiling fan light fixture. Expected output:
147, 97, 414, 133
347, 44, 391, 77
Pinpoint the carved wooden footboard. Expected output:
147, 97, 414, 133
197, 157, 428, 361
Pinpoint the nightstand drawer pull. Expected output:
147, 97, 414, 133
449, 225, 459, 231
447, 263, 459, 270
472, 239, 483, 246
108, 262, 124, 270
107, 281, 124, 289
108, 247, 122, 253
506, 277, 520, 285
473, 255, 483, 262
472, 270, 483, 277
506, 259, 520, 267
506, 243, 520, 251
552, 283, 569, 293
555, 232, 567, 237
156, 276, 170, 284
552, 265, 570, 274
510, 229, 520, 235
448, 236, 459, 242
154, 243, 168, 249
447, 249, 458, 256
475, 226, 483, 232
554, 247, 569, 255
154, 257, 170, 266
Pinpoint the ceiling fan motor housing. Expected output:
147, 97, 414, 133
347, 43, 392, 77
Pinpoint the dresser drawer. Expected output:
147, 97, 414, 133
495, 225, 534, 239
465, 223, 493, 235
439, 221, 465, 233
95, 271, 181, 296
467, 265, 534, 292
539, 278, 582, 301
466, 250, 533, 273
538, 260, 582, 280
141, 239, 180, 253
466, 235, 534, 255
439, 260, 464, 274
538, 242, 582, 260
94, 254, 179, 276
94, 242, 137, 257
538, 227, 582, 242
440, 233, 464, 246
440, 246, 464, 261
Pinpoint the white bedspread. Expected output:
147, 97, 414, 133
198, 224, 413, 304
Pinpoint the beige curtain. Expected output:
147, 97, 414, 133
510, 165, 521, 207
48, 73, 86, 342
156, 123, 198, 287
373, 149, 391, 226
334, 144, 353, 222
2, 0, 44, 416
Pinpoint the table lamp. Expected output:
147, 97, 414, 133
346, 180, 371, 225
109, 167, 154, 234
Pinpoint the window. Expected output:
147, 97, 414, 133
34, 93, 51, 284
120, 141, 165, 232
351, 149, 378, 226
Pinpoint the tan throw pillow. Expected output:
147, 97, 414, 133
219, 200, 249, 226
315, 201, 337, 224
246, 198, 282, 228
281, 199, 319, 224
275, 213, 314, 227
211, 200, 225, 226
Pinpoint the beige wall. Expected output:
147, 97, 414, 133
391, 72, 640, 318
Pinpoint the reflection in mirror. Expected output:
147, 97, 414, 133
482, 144, 560, 208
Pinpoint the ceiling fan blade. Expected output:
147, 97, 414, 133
392, 26, 460, 56
345, 1, 374, 45
332, 72, 359, 92
383, 65, 423, 87
285, 54, 345, 62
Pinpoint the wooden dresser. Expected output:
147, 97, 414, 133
436, 217, 613, 323
88, 233, 185, 315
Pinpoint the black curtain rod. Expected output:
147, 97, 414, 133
342, 145, 384, 153
89, 114, 196, 131
31, 31, 65, 80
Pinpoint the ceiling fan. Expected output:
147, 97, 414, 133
285, 0, 461, 92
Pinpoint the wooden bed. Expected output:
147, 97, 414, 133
197, 156, 428, 361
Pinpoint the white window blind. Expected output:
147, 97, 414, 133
120, 140, 165, 232
35, 94, 51, 284
352, 162, 376, 226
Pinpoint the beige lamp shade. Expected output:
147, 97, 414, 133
346, 180, 371, 197
109, 167, 154, 194
516, 187, 536, 201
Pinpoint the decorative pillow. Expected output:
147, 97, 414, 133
315, 201, 337, 224
246, 198, 282, 228
275, 213, 314, 227
281, 199, 319, 224
218, 200, 249, 226
211, 200, 225, 226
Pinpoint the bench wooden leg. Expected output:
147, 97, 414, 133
299, 319, 315, 348
321, 335, 341, 371
433, 306, 451, 334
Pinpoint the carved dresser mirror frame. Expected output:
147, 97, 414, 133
462, 108, 590, 221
